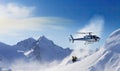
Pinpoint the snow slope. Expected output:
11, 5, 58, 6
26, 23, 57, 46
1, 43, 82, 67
54, 28, 120, 71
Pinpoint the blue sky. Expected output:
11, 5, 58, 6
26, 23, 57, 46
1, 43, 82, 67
0, 0, 120, 49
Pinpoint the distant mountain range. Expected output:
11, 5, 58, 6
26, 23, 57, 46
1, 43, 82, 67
0, 36, 72, 64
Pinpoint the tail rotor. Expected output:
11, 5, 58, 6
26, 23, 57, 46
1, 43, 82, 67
69, 35, 74, 43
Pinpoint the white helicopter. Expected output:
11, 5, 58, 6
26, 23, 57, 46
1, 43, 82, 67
69, 32, 100, 44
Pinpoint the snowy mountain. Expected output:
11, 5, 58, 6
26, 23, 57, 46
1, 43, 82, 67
14, 37, 36, 51
24, 36, 72, 63
54, 28, 120, 71
92, 28, 120, 71
0, 36, 72, 64
1, 28, 120, 71
0, 42, 26, 66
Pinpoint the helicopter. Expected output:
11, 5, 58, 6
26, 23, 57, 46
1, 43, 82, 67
69, 32, 100, 44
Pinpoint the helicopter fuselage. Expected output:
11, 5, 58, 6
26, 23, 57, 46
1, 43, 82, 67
69, 34, 100, 43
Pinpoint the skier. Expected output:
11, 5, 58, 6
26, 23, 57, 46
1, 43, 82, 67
72, 56, 77, 63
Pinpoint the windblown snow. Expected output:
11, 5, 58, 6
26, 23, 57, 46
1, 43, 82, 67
0, 28, 120, 71
52, 28, 120, 71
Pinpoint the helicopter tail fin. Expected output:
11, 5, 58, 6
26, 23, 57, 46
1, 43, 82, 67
69, 35, 74, 43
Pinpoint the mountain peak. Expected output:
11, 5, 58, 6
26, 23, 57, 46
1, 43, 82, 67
27, 37, 36, 41
15, 37, 36, 51
27, 35, 72, 62
16, 37, 36, 45
38, 36, 48, 40
104, 28, 120, 53
38, 35, 54, 45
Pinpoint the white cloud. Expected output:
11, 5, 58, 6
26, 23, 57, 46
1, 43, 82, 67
0, 3, 71, 37
0, 3, 35, 18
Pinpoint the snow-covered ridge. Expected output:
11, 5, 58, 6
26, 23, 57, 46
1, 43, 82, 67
27, 36, 72, 62
0, 36, 72, 64
104, 28, 120, 53
14, 37, 36, 51
54, 28, 120, 71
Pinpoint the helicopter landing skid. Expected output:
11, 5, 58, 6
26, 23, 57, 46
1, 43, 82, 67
84, 42, 94, 45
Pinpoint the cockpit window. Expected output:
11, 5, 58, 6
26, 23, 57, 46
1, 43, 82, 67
93, 36, 96, 38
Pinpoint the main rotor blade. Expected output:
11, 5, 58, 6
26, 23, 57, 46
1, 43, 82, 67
77, 32, 93, 34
